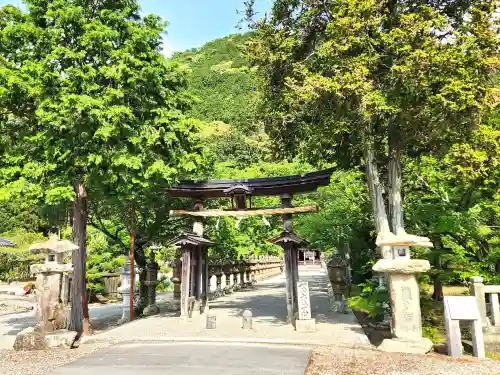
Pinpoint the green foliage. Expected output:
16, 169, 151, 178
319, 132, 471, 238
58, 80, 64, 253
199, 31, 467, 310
247, 0, 498, 164
0, 229, 46, 280
172, 33, 259, 134
348, 279, 390, 318
84, 226, 125, 295
297, 170, 374, 283
420, 289, 446, 343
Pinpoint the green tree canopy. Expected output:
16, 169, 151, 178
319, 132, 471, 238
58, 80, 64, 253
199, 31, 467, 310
0, 0, 204, 333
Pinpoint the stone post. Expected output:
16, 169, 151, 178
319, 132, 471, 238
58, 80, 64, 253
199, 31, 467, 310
469, 276, 488, 327
118, 256, 132, 324
295, 281, 316, 332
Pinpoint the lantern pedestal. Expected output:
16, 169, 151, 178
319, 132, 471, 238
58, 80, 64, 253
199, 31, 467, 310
373, 258, 433, 354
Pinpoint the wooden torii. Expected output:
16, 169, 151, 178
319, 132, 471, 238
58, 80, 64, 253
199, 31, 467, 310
166, 168, 335, 323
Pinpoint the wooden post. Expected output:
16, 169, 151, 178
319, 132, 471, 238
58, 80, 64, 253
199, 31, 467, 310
180, 247, 191, 317
196, 247, 202, 301
284, 243, 294, 324
291, 245, 299, 315
202, 248, 209, 311
189, 251, 196, 298
281, 194, 295, 324
280, 194, 293, 232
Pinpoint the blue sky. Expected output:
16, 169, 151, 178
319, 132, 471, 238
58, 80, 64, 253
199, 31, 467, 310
0, 0, 272, 55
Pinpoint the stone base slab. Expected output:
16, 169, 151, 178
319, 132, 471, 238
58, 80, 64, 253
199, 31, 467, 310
295, 319, 316, 333
143, 304, 160, 316
13, 328, 78, 351
377, 337, 433, 354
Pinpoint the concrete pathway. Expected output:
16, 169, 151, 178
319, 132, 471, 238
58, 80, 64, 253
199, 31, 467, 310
0, 293, 173, 349
86, 265, 370, 347
49, 341, 312, 375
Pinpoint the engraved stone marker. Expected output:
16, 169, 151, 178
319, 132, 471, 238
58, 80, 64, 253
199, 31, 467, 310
444, 296, 484, 358
295, 281, 315, 332
297, 281, 312, 320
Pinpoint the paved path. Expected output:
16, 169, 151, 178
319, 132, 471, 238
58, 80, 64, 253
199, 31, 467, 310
0, 293, 173, 349
49, 342, 312, 375
87, 265, 370, 347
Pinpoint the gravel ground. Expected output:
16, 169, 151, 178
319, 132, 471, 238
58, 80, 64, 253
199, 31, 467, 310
0, 341, 116, 375
306, 345, 500, 375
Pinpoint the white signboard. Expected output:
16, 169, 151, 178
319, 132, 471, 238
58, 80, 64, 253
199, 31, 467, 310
444, 296, 480, 321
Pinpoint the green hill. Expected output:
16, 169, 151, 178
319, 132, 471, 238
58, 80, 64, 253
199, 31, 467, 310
172, 33, 259, 134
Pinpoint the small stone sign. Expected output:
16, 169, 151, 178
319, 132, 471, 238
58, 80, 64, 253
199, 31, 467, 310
297, 281, 312, 320
445, 296, 481, 321
444, 296, 484, 358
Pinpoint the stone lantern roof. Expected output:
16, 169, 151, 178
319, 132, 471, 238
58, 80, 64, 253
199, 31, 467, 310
327, 251, 348, 267
29, 237, 78, 255
375, 231, 433, 248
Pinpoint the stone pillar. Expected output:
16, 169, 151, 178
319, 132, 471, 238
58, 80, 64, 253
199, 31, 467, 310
31, 261, 72, 332
470, 276, 488, 327
295, 281, 315, 332
118, 256, 132, 324
374, 259, 433, 354
143, 255, 159, 316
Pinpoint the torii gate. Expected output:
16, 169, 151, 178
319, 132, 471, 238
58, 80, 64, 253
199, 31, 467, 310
166, 168, 335, 323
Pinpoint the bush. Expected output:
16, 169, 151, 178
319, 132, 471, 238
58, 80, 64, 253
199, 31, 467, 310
348, 279, 390, 319
0, 229, 46, 281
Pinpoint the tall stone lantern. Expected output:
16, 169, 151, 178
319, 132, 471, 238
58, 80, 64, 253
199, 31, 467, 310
13, 236, 77, 351
326, 251, 349, 313
373, 232, 433, 354
28, 237, 76, 332
143, 244, 161, 316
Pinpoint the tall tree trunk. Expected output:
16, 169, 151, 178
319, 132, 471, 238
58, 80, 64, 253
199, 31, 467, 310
68, 182, 90, 335
363, 140, 392, 259
388, 122, 404, 235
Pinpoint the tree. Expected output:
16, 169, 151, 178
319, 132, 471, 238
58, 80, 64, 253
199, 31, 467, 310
0, 0, 203, 334
247, 0, 498, 254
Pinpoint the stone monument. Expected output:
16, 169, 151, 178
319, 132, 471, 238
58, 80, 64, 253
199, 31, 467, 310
295, 281, 316, 332
373, 232, 434, 354
13, 237, 77, 350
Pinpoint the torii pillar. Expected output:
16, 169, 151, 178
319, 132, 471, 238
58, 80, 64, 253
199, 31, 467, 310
268, 232, 307, 324
167, 232, 212, 319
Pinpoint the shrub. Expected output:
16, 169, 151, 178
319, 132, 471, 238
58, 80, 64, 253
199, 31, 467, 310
348, 279, 390, 319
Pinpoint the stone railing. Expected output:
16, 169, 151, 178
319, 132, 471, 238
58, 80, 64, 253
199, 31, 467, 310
206, 256, 283, 300
469, 276, 500, 329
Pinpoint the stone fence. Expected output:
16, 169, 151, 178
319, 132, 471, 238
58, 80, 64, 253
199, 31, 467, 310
171, 255, 283, 305
206, 256, 283, 299
469, 276, 500, 329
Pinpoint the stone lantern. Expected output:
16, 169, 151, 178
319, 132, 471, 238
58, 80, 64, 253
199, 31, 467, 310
326, 251, 349, 313
373, 231, 433, 354
28, 237, 76, 332
13, 236, 77, 350
143, 244, 161, 316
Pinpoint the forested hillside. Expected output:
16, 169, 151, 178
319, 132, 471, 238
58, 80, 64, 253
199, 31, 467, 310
172, 33, 259, 134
